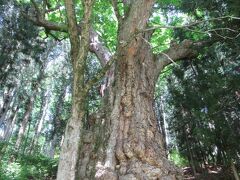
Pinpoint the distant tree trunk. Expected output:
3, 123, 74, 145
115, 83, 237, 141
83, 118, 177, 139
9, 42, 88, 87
155, 97, 167, 151
0, 87, 16, 125
29, 91, 50, 153
231, 161, 240, 180
0, 105, 19, 162
185, 132, 197, 177
3, 105, 19, 141
44, 84, 66, 157
15, 96, 34, 150
46, 134, 58, 158
22, 118, 32, 154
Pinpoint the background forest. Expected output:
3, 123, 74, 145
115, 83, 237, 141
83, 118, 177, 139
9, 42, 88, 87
0, 0, 239, 179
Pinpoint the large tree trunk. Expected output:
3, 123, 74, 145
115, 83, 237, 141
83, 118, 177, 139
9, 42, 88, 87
75, 0, 184, 179
94, 34, 180, 179
61, 32, 182, 180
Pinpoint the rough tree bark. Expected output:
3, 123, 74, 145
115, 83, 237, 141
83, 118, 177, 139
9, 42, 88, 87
24, 0, 209, 179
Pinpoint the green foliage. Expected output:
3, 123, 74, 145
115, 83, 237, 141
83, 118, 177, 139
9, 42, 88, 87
156, 0, 181, 8
162, 40, 240, 167
169, 149, 188, 167
151, 28, 173, 53
0, 154, 58, 180
93, 0, 118, 52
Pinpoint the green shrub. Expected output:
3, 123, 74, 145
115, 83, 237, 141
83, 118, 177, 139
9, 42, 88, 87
169, 149, 188, 167
0, 154, 58, 180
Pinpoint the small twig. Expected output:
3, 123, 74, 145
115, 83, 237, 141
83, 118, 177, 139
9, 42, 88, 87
209, 27, 238, 33
184, 26, 240, 40
143, 16, 240, 32
160, 52, 179, 66
213, 31, 240, 40
48, 31, 66, 41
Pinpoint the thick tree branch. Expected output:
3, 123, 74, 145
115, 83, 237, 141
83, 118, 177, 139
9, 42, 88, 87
89, 29, 112, 66
155, 40, 211, 75
64, 0, 80, 55
22, 0, 66, 32
119, 0, 155, 42
22, 12, 68, 32
23, 1, 112, 69
24, 12, 112, 67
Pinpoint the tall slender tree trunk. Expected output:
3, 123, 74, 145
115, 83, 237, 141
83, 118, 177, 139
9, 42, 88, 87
29, 91, 50, 153
155, 97, 167, 151
15, 96, 34, 150
0, 105, 19, 162
46, 134, 58, 158
184, 129, 197, 177
3, 105, 19, 141
0, 87, 16, 125
44, 84, 66, 157
56, 1, 94, 179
